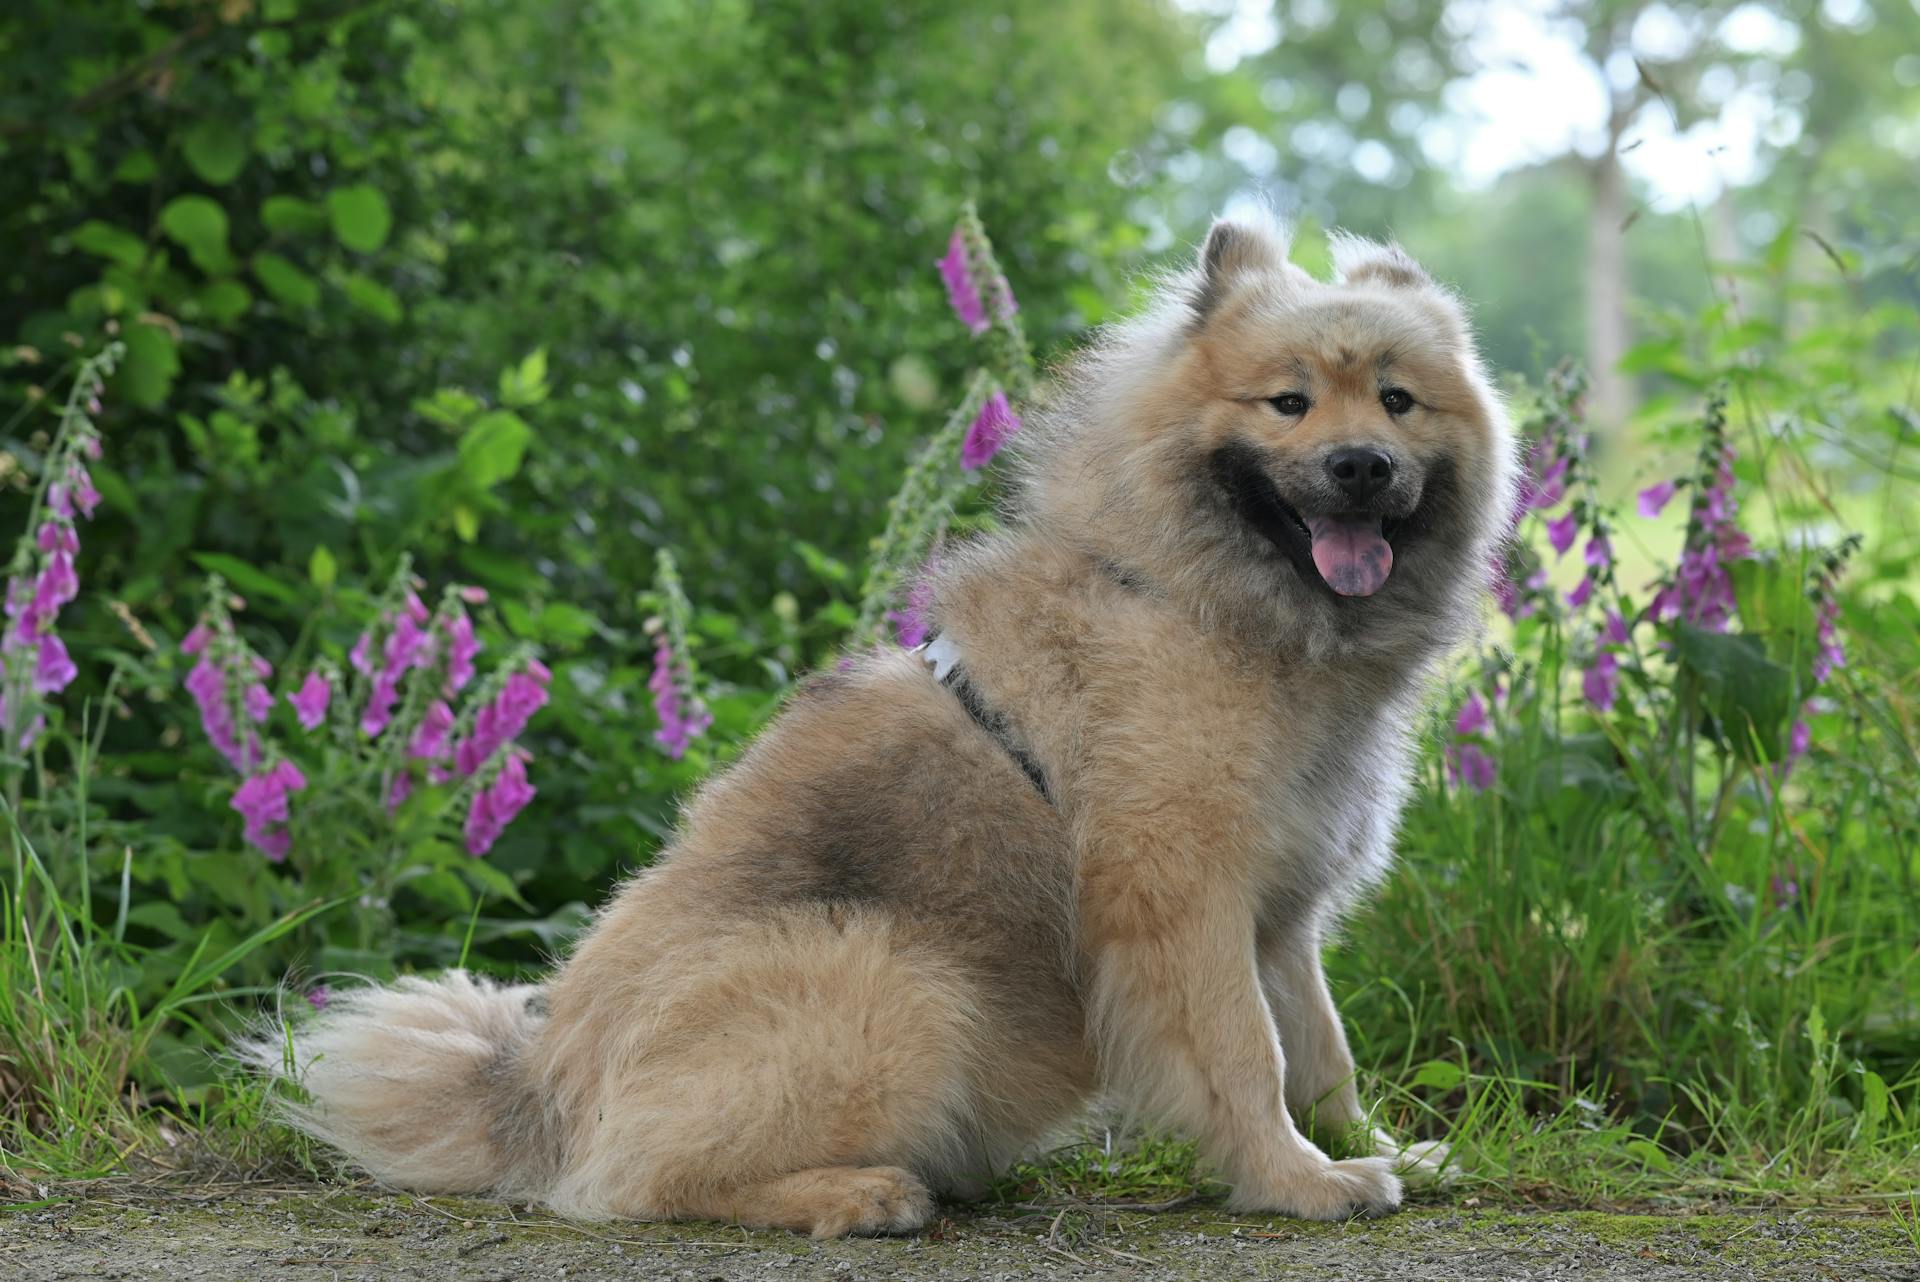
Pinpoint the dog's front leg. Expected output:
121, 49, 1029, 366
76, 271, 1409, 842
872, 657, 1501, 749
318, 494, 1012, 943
1260, 922, 1454, 1182
1079, 840, 1402, 1219
1259, 923, 1368, 1143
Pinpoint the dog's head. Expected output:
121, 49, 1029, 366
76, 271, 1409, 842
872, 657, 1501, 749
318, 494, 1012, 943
1024, 214, 1517, 658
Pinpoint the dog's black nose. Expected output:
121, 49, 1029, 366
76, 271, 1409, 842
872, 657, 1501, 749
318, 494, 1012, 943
1325, 447, 1394, 504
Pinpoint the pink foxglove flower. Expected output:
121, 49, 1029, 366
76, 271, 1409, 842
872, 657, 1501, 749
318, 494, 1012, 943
1449, 742, 1496, 791
885, 554, 941, 649
1583, 531, 1612, 571
1453, 691, 1488, 738
1582, 611, 1631, 713
464, 750, 537, 856
353, 589, 436, 736
410, 699, 456, 763
454, 660, 552, 775
1443, 690, 1496, 792
243, 667, 274, 724
33, 549, 78, 618
1648, 422, 1750, 633
1523, 452, 1569, 511
289, 670, 331, 731
1637, 480, 1677, 518
181, 605, 273, 772
1811, 594, 1844, 685
34, 634, 77, 694
70, 464, 101, 518
937, 228, 989, 335
649, 637, 712, 760
186, 657, 252, 771
2, 385, 104, 753
1779, 548, 1855, 785
231, 758, 307, 861
443, 606, 482, 694
1546, 511, 1578, 557
1582, 650, 1620, 712
36, 522, 77, 556
961, 389, 1020, 472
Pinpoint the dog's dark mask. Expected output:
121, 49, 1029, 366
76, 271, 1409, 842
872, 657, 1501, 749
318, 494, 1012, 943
1208, 442, 1457, 600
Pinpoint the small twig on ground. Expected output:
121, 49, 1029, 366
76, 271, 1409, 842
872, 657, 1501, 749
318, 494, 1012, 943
1006, 1192, 1202, 1215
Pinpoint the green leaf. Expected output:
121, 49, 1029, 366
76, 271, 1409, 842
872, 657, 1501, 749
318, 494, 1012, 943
1618, 337, 1702, 384
113, 149, 158, 183
1409, 1059, 1464, 1091
1728, 555, 1820, 668
1857, 1067, 1889, 1139
1622, 1138, 1674, 1172
1674, 624, 1795, 761
117, 321, 180, 410
308, 545, 338, 591
794, 539, 851, 585
340, 271, 403, 324
196, 278, 251, 324
413, 387, 482, 428
190, 553, 298, 605
457, 409, 533, 488
535, 602, 601, 645
124, 901, 194, 940
813, 600, 857, 629
70, 220, 148, 269
159, 196, 234, 274
499, 347, 549, 407
461, 856, 531, 909
251, 252, 320, 309
327, 184, 392, 253
183, 120, 248, 185
261, 195, 327, 236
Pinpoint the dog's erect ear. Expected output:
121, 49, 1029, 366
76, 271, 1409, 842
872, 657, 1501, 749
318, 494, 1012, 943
1193, 216, 1288, 320
1328, 232, 1432, 289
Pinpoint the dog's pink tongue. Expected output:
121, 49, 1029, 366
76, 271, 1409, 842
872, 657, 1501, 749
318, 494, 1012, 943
1307, 515, 1393, 597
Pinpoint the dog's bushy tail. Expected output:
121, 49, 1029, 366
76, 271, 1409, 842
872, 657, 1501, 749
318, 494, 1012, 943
241, 970, 555, 1197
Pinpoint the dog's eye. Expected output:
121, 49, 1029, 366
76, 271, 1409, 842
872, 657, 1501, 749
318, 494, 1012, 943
1269, 393, 1310, 417
1380, 388, 1414, 415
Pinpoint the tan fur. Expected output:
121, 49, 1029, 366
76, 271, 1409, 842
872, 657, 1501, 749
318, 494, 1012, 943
248, 215, 1515, 1234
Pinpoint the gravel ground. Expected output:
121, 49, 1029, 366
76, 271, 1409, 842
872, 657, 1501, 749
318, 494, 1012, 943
5, 1186, 1917, 1281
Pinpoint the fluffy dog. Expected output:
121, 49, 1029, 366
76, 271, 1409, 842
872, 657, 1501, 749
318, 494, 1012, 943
248, 215, 1517, 1237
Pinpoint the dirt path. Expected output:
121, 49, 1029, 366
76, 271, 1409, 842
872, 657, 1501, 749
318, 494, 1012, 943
6, 1186, 1916, 1281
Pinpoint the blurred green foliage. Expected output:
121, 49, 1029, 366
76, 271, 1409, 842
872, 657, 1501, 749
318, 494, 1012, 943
0, 0, 1192, 973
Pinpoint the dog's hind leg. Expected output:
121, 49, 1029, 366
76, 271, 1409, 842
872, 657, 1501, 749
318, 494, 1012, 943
681, 1165, 934, 1238
537, 904, 978, 1235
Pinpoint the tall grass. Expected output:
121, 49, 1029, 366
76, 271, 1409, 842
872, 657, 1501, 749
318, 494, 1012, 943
0, 697, 336, 1179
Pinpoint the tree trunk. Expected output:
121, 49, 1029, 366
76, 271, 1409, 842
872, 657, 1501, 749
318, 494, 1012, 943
1583, 118, 1633, 431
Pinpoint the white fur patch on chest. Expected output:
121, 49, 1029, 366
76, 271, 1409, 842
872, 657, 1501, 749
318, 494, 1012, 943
919, 635, 962, 682
1256, 710, 1414, 915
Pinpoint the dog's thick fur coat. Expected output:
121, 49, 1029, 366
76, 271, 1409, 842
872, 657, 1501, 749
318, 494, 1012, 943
246, 216, 1517, 1236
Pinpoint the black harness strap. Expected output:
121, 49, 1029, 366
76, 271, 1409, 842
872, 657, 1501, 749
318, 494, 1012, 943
939, 662, 1053, 804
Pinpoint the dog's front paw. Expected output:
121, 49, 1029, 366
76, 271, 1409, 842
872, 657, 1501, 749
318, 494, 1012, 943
1229, 1154, 1403, 1221
1371, 1128, 1459, 1185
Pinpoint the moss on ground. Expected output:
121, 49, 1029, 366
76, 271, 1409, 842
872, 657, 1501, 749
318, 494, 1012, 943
5, 1185, 1916, 1281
